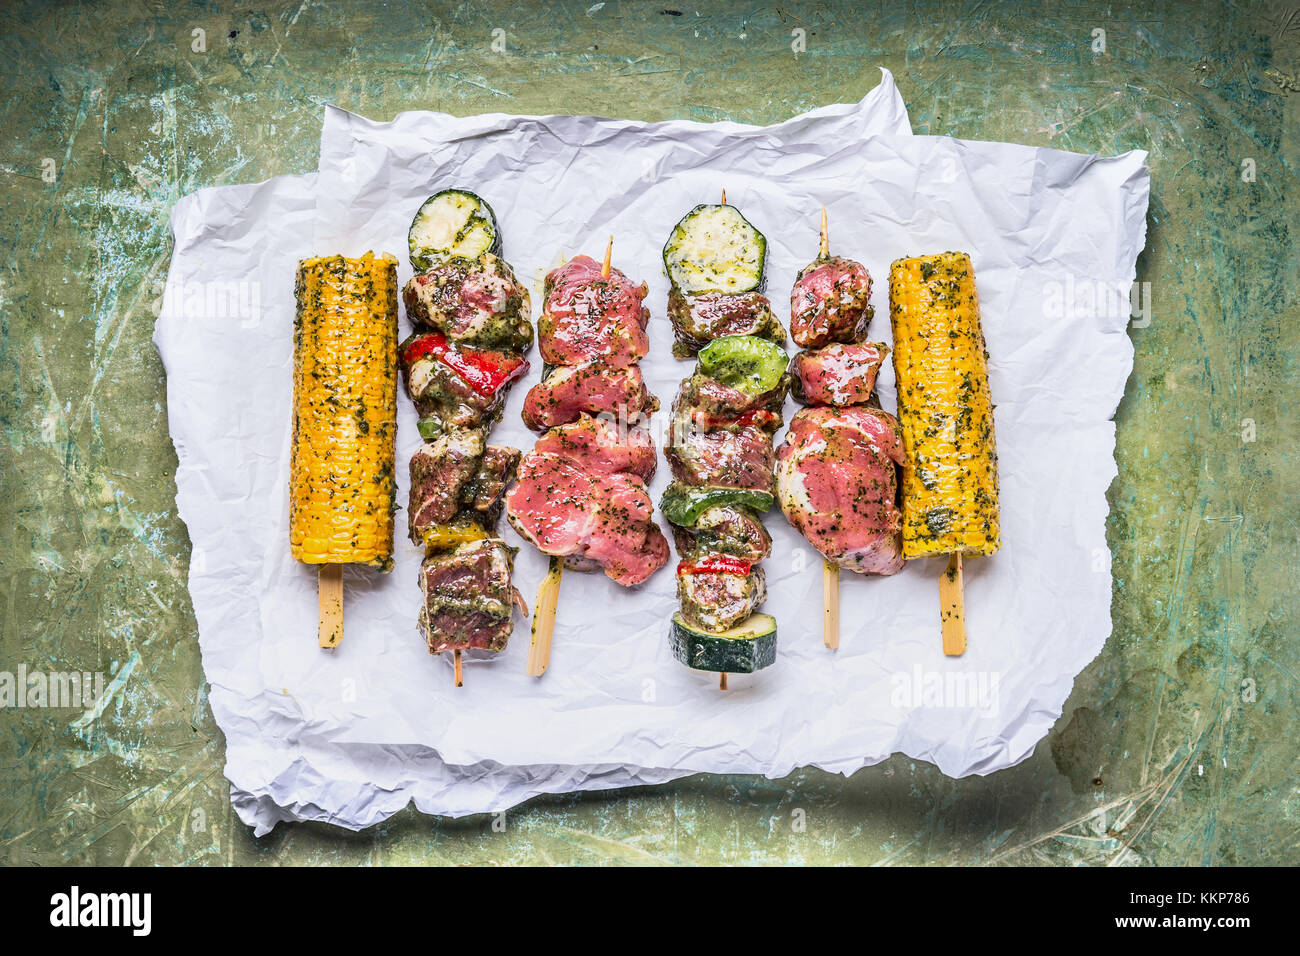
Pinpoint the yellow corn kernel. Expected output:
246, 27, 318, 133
888, 252, 1000, 559
289, 252, 399, 570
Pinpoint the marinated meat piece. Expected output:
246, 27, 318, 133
671, 505, 772, 563
403, 253, 532, 352
789, 256, 873, 349
418, 539, 522, 653
790, 342, 888, 407
521, 362, 657, 432
774, 405, 905, 575
408, 427, 485, 544
667, 376, 781, 491
673, 372, 784, 429
666, 420, 777, 492
505, 451, 669, 586
461, 445, 521, 526
678, 565, 767, 632
533, 413, 657, 483
539, 255, 650, 368
667, 288, 785, 358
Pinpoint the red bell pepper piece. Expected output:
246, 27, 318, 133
676, 555, 753, 577
401, 332, 527, 397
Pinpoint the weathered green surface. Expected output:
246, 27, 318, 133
1, 0, 1296, 865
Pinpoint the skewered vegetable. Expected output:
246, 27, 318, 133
696, 334, 788, 398
408, 189, 501, 269
663, 204, 767, 294
662, 198, 787, 685
670, 611, 778, 674
659, 483, 774, 527
888, 252, 1000, 559
289, 252, 399, 571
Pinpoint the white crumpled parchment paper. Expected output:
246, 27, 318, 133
156, 68, 1150, 835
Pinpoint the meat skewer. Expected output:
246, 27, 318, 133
523, 239, 616, 677
661, 192, 789, 688
775, 209, 904, 650
507, 237, 670, 677
398, 189, 533, 683
887, 251, 1000, 655
289, 252, 401, 649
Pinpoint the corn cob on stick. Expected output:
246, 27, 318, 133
290, 252, 400, 647
889, 251, 1000, 655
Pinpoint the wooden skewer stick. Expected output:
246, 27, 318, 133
318, 564, 344, 648
719, 672, 729, 691
601, 235, 613, 276
823, 559, 840, 650
940, 553, 967, 656
720, 188, 726, 204
816, 207, 841, 652
453, 649, 464, 687
527, 556, 564, 677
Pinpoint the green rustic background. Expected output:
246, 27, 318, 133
2, 0, 1296, 865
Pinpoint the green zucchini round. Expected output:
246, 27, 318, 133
663, 204, 767, 294
409, 189, 501, 270
670, 611, 777, 673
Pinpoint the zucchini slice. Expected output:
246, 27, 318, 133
663, 204, 767, 294
409, 189, 501, 270
660, 482, 774, 527
670, 611, 777, 673
697, 335, 788, 398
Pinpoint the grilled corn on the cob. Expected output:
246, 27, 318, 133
888, 252, 1000, 559
290, 252, 399, 569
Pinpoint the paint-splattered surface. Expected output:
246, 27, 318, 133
2, 0, 1296, 865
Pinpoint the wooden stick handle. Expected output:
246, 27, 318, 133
720, 188, 726, 204
940, 553, 967, 656
526, 556, 563, 677
823, 558, 840, 650
719, 672, 729, 691
601, 236, 613, 277
318, 563, 343, 648
819, 205, 829, 259
453, 649, 463, 687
